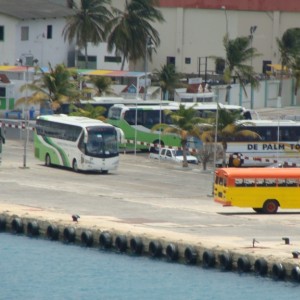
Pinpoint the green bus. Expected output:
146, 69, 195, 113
106, 102, 251, 151
34, 115, 120, 173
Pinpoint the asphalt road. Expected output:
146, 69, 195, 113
1, 136, 300, 249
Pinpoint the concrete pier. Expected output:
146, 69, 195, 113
1, 138, 300, 282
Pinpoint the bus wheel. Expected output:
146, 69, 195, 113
45, 154, 51, 167
253, 208, 263, 213
263, 200, 279, 214
72, 159, 79, 172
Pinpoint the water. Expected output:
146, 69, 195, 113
1, 233, 299, 300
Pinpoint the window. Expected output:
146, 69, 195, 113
21, 26, 29, 41
0, 87, 6, 97
167, 56, 175, 65
185, 57, 191, 64
36, 120, 82, 141
77, 55, 97, 69
262, 60, 272, 74
124, 110, 136, 125
286, 179, 298, 187
0, 26, 4, 41
47, 25, 52, 39
244, 179, 255, 187
104, 56, 122, 63
107, 107, 122, 120
235, 179, 244, 187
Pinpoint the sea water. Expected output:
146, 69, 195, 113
0, 233, 299, 300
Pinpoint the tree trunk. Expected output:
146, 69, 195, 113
84, 44, 88, 69
121, 55, 125, 71
182, 141, 189, 168
222, 141, 227, 167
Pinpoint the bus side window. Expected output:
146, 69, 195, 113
235, 179, 244, 187
265, 178, 276, 187
256, 179, 266, 187
124, 110, 135, 125
277, 179, 286, 187
286, 179, 298, 187
244, 179, 255, 187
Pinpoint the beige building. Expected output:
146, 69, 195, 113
111, 0, 300, 77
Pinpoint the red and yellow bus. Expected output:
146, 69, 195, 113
214, 168, 300, 214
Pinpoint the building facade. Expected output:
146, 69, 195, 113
135, 0, 300, 76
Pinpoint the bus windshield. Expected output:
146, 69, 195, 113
86, 127, 118, 158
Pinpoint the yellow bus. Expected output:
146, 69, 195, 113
214, 168, 300, 214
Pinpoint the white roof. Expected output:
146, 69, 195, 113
37, 114, 113, 128
237, 119, 300, 126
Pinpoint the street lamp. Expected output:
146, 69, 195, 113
221, 6, 229, 37
250, 25, 257, 109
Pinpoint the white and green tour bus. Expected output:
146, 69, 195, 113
34, 114, 120, 173
106, 102, 252, 151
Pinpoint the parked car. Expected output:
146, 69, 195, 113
149, 148, 199, 164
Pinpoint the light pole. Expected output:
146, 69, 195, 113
211, 97, 219, 196
221, 6, 231, 103
221, 6, 228, 37
144, 36, 154, 100
250, 25, 257, 109
17, 58, 30, 169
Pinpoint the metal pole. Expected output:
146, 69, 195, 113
211, 97, 219, 196
134, 101, 137, 156
250, 26, 257, 109
22, 66, 29, 169
144, 36, 150, 101
221, 6, 229, 37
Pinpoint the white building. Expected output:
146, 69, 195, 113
0, 0, 126, 70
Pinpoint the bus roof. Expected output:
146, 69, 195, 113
237, 119, 300, 126
216, 167, 300, 178
111, 102, 246, 110
37, 114, 113, 128
80, 98, 173, 105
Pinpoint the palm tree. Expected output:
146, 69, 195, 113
106, 0, 164, 70
16, 63, 79, 112
152, 104, 203, 167
291, 57, 300, 97
62, 0, 112, 69
154, 64, 183, 100
277, 28, 300, 98
79, 75, 115, 99
222, 34, 260, 102
89, 76, 114, 96
200, 105, 260, 166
